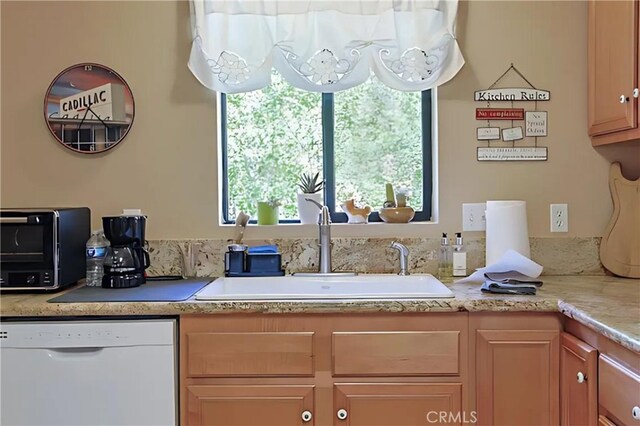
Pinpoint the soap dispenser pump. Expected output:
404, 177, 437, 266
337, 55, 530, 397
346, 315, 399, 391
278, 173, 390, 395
452, 232, 467, 277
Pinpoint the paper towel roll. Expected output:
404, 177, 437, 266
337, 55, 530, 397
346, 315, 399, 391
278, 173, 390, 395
485, 200, 530, 265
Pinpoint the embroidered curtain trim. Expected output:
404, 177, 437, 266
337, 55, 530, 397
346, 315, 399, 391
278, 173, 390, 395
189, 1, 465, 93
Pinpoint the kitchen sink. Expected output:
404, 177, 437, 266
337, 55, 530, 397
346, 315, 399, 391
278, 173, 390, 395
195, 274, 454, 300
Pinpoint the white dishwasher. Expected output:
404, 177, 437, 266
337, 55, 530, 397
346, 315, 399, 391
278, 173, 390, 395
0, 319, 177, 426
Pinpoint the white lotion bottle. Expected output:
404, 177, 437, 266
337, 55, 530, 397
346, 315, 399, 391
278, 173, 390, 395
452, 232, 467, 277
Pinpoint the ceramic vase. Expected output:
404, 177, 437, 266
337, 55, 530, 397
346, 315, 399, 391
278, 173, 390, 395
297, 193, 322, 224
257, 202, 279, 225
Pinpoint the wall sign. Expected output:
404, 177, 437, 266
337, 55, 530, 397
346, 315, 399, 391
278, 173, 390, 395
473, 63, 550, 161
477, 127, 501, 140
477, 147, 548, 161
475, 108, 524, 120
474, 88, 550, 102
502, 126, 524, 142
525, 111, 548, 137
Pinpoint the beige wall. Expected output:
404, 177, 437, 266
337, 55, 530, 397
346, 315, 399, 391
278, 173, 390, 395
1, 1, 639, 240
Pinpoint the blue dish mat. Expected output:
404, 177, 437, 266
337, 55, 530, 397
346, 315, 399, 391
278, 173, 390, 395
48, 278, 213, 303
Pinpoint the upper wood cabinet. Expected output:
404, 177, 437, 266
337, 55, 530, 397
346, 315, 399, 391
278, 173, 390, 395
560, 332, 598, 426
589, 0, 640, 145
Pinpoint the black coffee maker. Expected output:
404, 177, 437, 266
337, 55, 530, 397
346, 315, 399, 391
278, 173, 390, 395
102, 215, 150, 288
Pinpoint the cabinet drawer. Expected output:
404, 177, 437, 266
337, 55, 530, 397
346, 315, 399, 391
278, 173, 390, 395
334, 383, 463, 425
186, 385, 314, 426
599, 355, 640, 425
332, 331, 459, 376
186, 332, 314, 377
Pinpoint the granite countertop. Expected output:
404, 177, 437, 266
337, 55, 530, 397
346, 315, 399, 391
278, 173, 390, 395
1, 275, 638, 353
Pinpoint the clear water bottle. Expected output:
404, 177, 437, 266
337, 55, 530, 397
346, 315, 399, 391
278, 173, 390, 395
86, 230, 109, 286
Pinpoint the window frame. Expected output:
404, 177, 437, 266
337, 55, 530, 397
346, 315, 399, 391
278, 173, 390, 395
220, 89, 433, 224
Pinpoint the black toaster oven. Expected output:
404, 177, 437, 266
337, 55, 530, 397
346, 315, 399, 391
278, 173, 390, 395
0, 208, 90, 291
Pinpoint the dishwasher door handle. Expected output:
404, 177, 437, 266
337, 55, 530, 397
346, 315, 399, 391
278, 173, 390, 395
47, 347, 105, 358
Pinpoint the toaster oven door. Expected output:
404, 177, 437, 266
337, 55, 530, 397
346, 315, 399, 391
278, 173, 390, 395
0, 213, 55, 265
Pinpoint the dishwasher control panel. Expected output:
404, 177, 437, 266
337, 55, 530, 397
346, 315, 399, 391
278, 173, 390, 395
0, 320, 175, 348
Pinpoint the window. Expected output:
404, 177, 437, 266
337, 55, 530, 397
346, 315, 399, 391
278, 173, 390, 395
221, 71, 433, 223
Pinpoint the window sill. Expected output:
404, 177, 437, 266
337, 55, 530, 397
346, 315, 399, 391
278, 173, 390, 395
218, 220, 437, 239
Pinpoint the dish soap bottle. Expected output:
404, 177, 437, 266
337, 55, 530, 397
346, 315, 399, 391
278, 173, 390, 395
452, 232, 467, 277
438, 233, 452, 279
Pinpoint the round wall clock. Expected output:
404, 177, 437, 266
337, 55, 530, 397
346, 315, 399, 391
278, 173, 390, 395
44, 63, 135, 154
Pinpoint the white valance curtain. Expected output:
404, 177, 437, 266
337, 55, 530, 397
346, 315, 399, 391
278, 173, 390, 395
188, 0, 464, 93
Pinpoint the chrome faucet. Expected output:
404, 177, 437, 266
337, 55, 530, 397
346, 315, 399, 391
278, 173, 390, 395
295, 198, 356, 277
390, 241, 410, 275
312, 200, 333, 274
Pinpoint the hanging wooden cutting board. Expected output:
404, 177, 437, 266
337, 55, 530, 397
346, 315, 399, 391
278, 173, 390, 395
600, 162, 640, 278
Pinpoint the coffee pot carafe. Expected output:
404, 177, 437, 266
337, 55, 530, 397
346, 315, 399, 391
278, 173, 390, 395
101, 215, 150, 288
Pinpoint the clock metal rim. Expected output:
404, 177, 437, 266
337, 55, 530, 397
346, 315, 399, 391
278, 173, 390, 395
43, 62, 135, 155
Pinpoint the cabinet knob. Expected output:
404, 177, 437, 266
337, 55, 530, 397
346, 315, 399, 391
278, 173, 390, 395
337, 409, 348, 420
301, 410, 313, 422
576, 371, 586, 383
620, 95, 629, 103
632, 406, 640, 420
634, 88, 639, 98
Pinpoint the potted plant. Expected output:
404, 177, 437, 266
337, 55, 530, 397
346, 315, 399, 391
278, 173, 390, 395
297, 172, 324, 224
257, 197, 281, 225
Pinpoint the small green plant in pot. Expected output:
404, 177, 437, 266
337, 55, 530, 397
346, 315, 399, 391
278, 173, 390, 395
297, 172, 324, 224
257, 197, 281, 225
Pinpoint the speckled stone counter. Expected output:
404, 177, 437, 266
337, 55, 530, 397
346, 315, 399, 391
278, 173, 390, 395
1, 275, 638, 353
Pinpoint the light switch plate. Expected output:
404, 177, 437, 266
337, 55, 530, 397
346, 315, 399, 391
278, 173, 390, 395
462, 203, 486, 231
550, 204, 568, 232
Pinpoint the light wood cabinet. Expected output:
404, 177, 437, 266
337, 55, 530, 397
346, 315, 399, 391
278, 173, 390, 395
333, 383, 463, 426
599, 354, 640, 425
332, 331, 460, 376
560, 332, 598, 426
476, 329, 560, 425
185, 332, 314, 377
186, 385, 314, 426
180, 313, 468, 426
564, 317, 640, 426
588, 0, 640, 145
470, 313, 562, 426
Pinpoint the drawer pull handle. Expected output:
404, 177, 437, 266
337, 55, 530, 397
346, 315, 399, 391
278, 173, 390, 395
632, 406, 640, 421
301, 411, 313, 422
576, 372, 586, 383
337, 409, 348, 420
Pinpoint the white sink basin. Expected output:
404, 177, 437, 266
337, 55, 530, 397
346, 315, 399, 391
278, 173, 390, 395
195, 274, 454, 301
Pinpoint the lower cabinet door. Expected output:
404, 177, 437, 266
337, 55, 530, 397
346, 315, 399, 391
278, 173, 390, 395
476, 329, 560, 426
561, 333, 598, 425
186, 384, 314, 426
334, 383, 463, 426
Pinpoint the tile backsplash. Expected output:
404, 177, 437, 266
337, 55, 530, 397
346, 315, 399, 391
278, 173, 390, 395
147, 237, 605, 277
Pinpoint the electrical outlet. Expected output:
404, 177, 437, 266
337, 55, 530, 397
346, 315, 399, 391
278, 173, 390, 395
462, 203, 486, 231
550, 204, 568, 232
